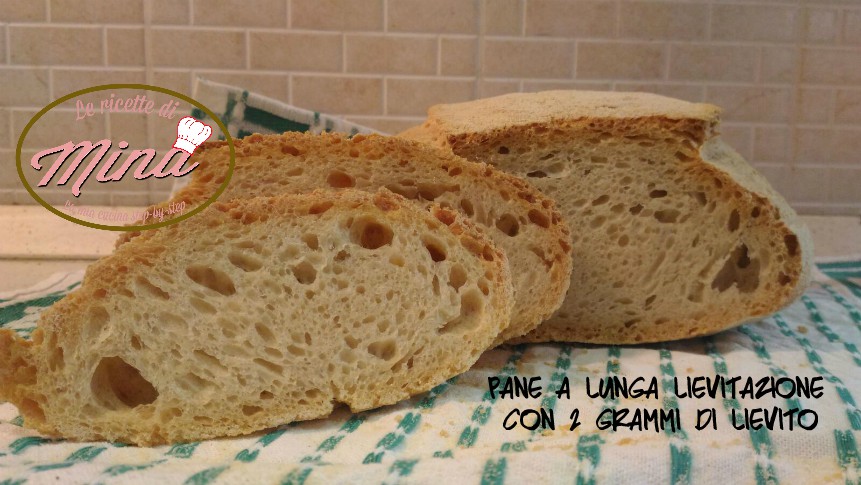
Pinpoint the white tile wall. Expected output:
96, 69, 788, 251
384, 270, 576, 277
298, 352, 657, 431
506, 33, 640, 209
1, 0, 859, 215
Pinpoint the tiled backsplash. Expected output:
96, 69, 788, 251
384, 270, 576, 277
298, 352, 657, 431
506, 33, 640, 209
1, 0, 859, 214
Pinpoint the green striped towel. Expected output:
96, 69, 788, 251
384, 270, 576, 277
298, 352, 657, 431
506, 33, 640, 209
1, 260, 860, 484
171, 78, 381, 195
191, 77, 379, 140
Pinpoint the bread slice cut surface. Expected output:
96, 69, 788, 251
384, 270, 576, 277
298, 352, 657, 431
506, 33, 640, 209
400, 90, 813, 344
0, 189, 512, 445
119, 132, 572, 343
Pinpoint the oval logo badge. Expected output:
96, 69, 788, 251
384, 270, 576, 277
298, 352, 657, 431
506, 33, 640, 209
16, 84, 235, 231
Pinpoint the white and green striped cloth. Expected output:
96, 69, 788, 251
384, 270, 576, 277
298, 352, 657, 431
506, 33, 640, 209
191, 77, 379, 140
169, 78, 381, 195
0, 259, 860, 484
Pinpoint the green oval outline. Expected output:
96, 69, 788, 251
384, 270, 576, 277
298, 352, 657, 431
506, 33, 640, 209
16, 83, 235, 232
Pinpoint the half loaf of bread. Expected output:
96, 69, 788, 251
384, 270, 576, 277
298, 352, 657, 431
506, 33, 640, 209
119, 133, 572, 343
401, 90, 813, 344
0, 189, 513, 445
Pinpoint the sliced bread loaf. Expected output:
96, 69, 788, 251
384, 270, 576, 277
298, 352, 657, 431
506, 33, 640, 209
400, 90, 813, 344
0, 189, 513, 445
119, 133, 572, 343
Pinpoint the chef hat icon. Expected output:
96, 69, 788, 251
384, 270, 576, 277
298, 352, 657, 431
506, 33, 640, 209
173, 116, 212, 154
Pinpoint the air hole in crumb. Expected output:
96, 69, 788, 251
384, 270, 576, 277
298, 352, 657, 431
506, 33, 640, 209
286, 345, 305, 356
449, 264, 467, 291
423, 236, 447, 262
751, 207, 761, 218
385, 183, 419, 199
675, 151, 694, 162
497, 146, 509, 154
482, 245, 495, 261
711, 244, 760, 293
19, 399, 45, 422
368, 339, 398, 361
460, 199, 475, 216
654, 209, 680, 223
260, 391, 274, 400
253, 358, 284, 376
440, 289, 484, 334
528, 209, 550, 228
527, 170, 547, 178
778, 272, 792, 286
629, 204, 643, 215
417, 182, 457, 201
592, 195, 610, 206
281, 145, 301, 156
308, 201, 334, 215
189, 296, 217, 314
728, 209, 740, 232
194, 349, 227, 372
687, 281, 705, 302
327, 170, 355, 188
478, 278, 490, 296
495, 213, 520, 237
242, 405, 263, 416
301, 233, 319, 250
91, 357, 158, 409
235, 240, 263, 252
228, 251, 263, 272
186, 265, 236, 296
350, 217, 394, 250
434, 209, 456, 226
255, 322, 276, 342
590, 216, 607, 228
291, 261, 317, 285
134, 276, 169, 300
649, 190, 668, 198
783, 234, 799, 256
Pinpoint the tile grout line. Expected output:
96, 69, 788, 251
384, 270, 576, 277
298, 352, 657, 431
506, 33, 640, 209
475, 0, 485, 99
341, 32, 347, 73
245, 30, 251, 71
102, 26, 108, 67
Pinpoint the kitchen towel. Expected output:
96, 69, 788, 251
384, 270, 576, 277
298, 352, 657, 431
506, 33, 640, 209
170, 78, 381, 194
0, 259, 859, 484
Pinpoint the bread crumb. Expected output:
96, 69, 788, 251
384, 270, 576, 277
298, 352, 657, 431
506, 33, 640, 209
797, 325, 808, 334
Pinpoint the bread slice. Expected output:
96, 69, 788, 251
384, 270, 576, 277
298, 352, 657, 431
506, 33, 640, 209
0, 189, 513, 445
118, 133, 572, 343
400, 90, 813, 344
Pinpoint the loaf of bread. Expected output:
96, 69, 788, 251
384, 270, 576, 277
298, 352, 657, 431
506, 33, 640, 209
0, 189, 513, 445
119, 133, 572, 343
400, 90, 813, 344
